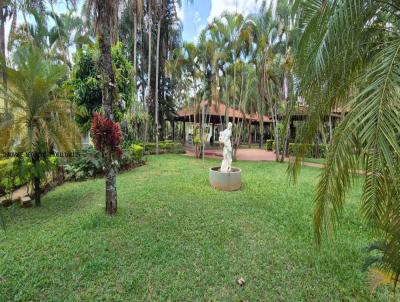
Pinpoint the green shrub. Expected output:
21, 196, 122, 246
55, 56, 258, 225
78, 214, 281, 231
287, 143, 327, 158
133, 141, 184, 154
65, 145, 146, 181
0, 155, 59, 197
144, 143, 156, 153
271, 141, 284, 154
268, 142, 327, 158
193, 136, 201, 145
65, 147, 103, 181
265, 139, 274, 151
0, 159, 20, 195
130, 144, 144, 161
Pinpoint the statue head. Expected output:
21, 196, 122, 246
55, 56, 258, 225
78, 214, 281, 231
227, 122, 232, 130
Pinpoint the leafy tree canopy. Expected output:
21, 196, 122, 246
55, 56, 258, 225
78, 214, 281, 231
70, 42, 134, 131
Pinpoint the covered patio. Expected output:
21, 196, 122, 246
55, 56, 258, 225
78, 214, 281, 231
172, 100, 271, 145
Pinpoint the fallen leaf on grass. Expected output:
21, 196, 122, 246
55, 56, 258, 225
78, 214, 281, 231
236, 277, 245, 287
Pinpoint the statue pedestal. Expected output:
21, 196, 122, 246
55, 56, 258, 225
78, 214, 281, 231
209, 167, 241, 191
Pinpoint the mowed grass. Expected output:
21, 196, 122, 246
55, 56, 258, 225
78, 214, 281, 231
303, 158, 326, 165
0, 155, 393, 301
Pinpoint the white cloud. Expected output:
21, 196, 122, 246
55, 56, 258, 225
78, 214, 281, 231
194, 11, 201, 24
208, 0, 263, 23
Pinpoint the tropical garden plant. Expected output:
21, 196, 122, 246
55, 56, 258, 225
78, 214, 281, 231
70, 42, 135, 132
291, 0, 400, 291
0, 44, 80, 207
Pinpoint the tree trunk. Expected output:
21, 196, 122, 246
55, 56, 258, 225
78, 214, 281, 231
271, 103, 280, 161
280, 122, 290, 162
211, 54, 218, 102
133, 13, 137, 77
33, 176, 41, 207
144, 13, 152, 146
258, 118, 264, 147
248, 121, 251, 148
155, 19, 161, 154
0, 8, 8, 113
30, 153, 41, 207
132, 12, 138, 102
96, 0, 118, 215
141, 26, 146, 109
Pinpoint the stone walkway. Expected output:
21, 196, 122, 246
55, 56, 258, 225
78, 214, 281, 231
185, 148, 276, 161
0, 185, 29, 204
185, 148, 326, 169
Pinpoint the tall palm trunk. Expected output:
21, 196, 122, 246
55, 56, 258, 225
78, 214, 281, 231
0, 8, 8, 113
280, 73, 294, 162
96, 0, 118, 215
33, 175, 41, 207
233, 69, 245, 160
155, 18, 161, 154
31, 153, 41, 207
271, 103, 280, 161
144, 14, 152, 146
132, 13, 137, 92
258, 116, 264, 147
264, 61, 280, 161
211, 54, 218, 103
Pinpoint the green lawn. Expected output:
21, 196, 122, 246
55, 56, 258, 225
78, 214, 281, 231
0, 155, 393, 301
303, 158, 326, 165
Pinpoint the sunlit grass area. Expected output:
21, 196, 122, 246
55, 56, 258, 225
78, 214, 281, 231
303, 157, 326, 165
0, 155, 393, 301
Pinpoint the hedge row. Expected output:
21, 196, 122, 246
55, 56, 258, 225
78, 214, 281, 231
265, 140, 327, 158
137, 141, 185, 154
0, 156, 59, 196
65, 146, 145, 181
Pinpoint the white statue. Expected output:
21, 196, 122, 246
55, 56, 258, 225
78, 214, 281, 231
219, 122, 232, 172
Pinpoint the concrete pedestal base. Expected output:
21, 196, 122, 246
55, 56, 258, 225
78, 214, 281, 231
209, 167, 241, 191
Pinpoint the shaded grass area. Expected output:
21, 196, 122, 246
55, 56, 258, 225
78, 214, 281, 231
303, 157, 326, 165
0, 155, 392, 301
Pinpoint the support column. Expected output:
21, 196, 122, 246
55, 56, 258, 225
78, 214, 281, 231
290, 121, 296, 141
211, 123, 215, 146
183, 120, 186, 144
172, 120, 175, 142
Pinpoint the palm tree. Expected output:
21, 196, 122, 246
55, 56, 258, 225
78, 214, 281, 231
154, 0, 166, 155
47, 8, 93, 68
143, 0, 154, 147
0, 45, 80, 207
291, 0, 400, 288
126, 0, 144, 84
87, 0, 119, 215
206, 13, 255, 157
0, 1, 15, 114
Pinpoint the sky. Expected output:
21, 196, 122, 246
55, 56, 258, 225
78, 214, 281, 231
179, 0, 265, 43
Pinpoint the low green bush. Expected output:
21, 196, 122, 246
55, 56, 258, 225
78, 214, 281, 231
130, 144, 144, 161
287, 143, 327, 158
65, 147, 103, 181
0, 158, 23, 195
65, 146, 146, 181
0, 155, 59, 198
270, 142, 327, 158
265, 139, 274, 151
133, 141, 184, 155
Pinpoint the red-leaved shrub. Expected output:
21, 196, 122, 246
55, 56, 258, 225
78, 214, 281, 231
91, 112, 123, 158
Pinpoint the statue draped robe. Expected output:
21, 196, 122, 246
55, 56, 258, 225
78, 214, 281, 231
219, 125, 232, 172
